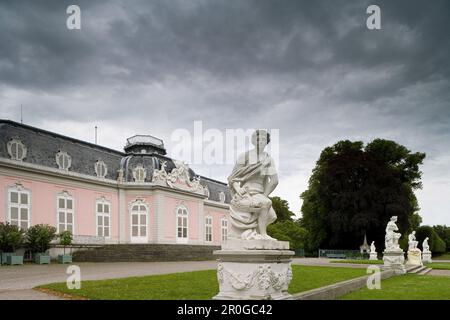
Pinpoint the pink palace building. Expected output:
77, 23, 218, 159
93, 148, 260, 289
0, 120, 230, 247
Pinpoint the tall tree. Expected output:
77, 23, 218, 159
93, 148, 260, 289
270, 196, 295, 222
301, 139, 425, 252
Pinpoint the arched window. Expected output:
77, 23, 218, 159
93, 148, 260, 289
130, 199, 149, 243
176, 206, 189, 243
57, 191, 74, 233
95, 160, 108, 178
205, 215, 213, 242
219, 191, 226, 203
133, 165, 147, 183
96, 197, 111, 237
56, 151, 72, 171
221, 218, 228, 242
7, 183, 31, 230
7, 138, 27, 161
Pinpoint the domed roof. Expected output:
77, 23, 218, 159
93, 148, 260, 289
124, 135, 166, 155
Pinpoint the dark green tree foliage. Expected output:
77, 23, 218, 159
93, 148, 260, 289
433, 225, 450, 252
266, 196, 306, 250
270, 196, 295, 222
267, 220, 306, 250
26, 224, 57, 253
301, 139, 425, 251
416, 225, 446, 254
0, 222, 25, 253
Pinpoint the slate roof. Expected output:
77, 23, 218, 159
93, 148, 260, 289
0, 119, 230, 204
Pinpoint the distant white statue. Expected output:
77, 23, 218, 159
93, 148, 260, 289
422, 237, 430, 253
370, 241, 376, 253
385, 216, 402, 251
422, 237, 432, 264
369, 241, 378, 260
408, 231, 419, 250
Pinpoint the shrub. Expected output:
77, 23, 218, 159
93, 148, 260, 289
26, 224, 57, 253
59, 230, 73, 255
0, 222, 25, 253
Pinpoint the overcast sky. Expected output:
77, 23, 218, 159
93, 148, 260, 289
1, 0, 449, 225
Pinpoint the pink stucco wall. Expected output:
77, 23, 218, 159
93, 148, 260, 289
204, 208, 228, 245
1, 173, 230, 245
164, 196, 199, 242
0, 174, 119, 241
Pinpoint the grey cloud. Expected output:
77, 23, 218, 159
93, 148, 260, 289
0, 0, 449, 223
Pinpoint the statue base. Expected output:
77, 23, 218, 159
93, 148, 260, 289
213, 240, 294, 300
406, 249, 423, 266
422, 251, 432, 264
382, 250, 406, 274
369, 252, 378, 260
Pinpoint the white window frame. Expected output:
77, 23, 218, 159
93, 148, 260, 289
96, 197, 111, 238
176, 205, 189, 244
221, 218, 228, 242
132, 165, 147, 183
7, 184, 31, 230
219, 191, 226, 203
95, 160, 108, 178
7, 138, 27, 161
55, 151, 72, 171
205, 215, 213, 243
129, 199, 149, 243
56, 191, 75, 234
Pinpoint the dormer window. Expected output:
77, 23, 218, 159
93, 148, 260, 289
133, 165, 147, 183
56, 151, 71, 171
204, 187, 210, 198
219, 191, 226, 203
7, 138, 27, 161
95, 160, 108, 178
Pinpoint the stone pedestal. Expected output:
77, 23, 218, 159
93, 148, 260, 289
422, 251, 432, 264
369, 252, 378, 260
383, 250, 406, 274
213, 240, 295, 300
406, 249, 423, 266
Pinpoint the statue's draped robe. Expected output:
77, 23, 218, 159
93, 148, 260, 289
227, 152, 276, 237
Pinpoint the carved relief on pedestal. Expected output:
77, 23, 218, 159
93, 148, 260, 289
217, 262, 292, 293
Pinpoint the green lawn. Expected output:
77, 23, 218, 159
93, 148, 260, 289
330, 259, 383, 265
341, 274, 450, 300
37, 265, 366, 300
434, 253, 450, 260
427, 262, 450, 270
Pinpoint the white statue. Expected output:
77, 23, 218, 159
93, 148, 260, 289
422, 237, 432, 264
385, 216, 402, 251
370, 241, 376, 253
227, 130, 278, 240
369, 241, 378, 260
423, 237, 430, 252
408, 231, 419, 250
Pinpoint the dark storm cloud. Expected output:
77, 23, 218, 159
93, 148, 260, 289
0, 0, 449, 224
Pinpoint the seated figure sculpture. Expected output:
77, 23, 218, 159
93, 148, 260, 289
227, 130, 278, 240
408, 231, 419, 250
385, 216, 402, 251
